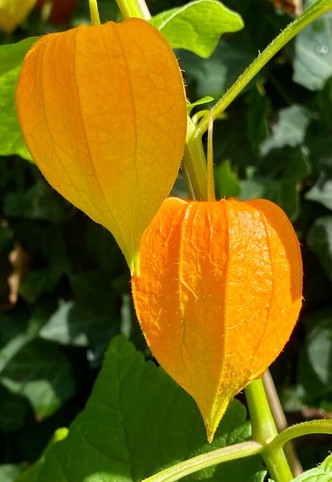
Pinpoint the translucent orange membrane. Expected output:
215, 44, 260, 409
16, 18, 187, 272
132, 197, 303, 442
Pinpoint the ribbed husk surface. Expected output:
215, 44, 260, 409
16, 18, 187, 272
132, 197, 303, 441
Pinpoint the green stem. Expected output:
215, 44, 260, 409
245, 379, 293, 482
207, 112, 216, 201
268, 419, 332, 452
182, 117, 208, 200
89, 0, 101, 25
263, 371, 303, 476
195, 0, 332, 138
116, 0, 151, 19
142, 441, 263, 482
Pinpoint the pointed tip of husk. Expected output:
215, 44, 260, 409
205, 418, 220, 444
203, 398, 230, 444
128, 249, 141, 277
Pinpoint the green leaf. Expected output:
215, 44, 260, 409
178, 39, 252, 99
0, 385, 29, 432
292, 453, 332, 481
187, 96, 214, 114
16, 428, 68, 482
151, 0, 244, 58
240, 147, 309, 219
18, 269, 63, 304
0, 339, 76, 419
39, 272, 120, 348
307, 318, 332, 386
298, 309, 332, 401
0, 37, 37, 160
307, 216, 332, 281
0, 310, 44, 372
305, 177, 332, 210
293, 0, 332, 91
305, 77, 332, 176
19, 336, 264, 482
3, 179, 69, 222
246, 86, 270, 156
0, 464, 21, 482
215, 160, 241, 198
260, 105, 311, 155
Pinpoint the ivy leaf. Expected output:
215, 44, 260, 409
0, 386, 29, 433
0, 339, 76, 419
298, 309, 332, 402
260, 105, 311, 155
307, 216, 332, 282
0, 37, 37, 160
0, 310, 44, 372
39, 272, 120, 348
305, 177, 332, 210
0, 464, 21, 482
215, 160, 241, 198
293, 0, 332, 91
18, 336, 265, 482
151, 0, 244, 58
240, 147, 309, 220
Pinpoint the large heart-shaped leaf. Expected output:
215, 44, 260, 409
17, 336, 265, 482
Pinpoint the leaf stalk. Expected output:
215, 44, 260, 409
245, 379, 293, 482
142, 441, 263, 482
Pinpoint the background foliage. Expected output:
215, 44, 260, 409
0, 0, 332, 480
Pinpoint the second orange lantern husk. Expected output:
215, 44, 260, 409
131, 196, 303, 442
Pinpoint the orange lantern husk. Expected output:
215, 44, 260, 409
131, 197, 303, 442
16, 18, 187, 273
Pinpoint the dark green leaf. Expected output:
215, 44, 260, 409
18, 269, 63, 304
240, 147, 309, 219
293, 0, 332, 91
305, 177, 332, 210
0, 310, 44, 372
246, 86, 270, 156
0, 385, 29, 432
3, 179, 69, 223
39, 272, 120, 348
179, 39, 253, 99
240, 176, 268, 200
0, 339, 76, 419
16, 428, 68, 482
260, 105, 311, 155
151, 0, 244, 58
19, 336, 264, 482
215, 160, 241, 198
307, 216, 332, 281
298, 309, 332, 401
